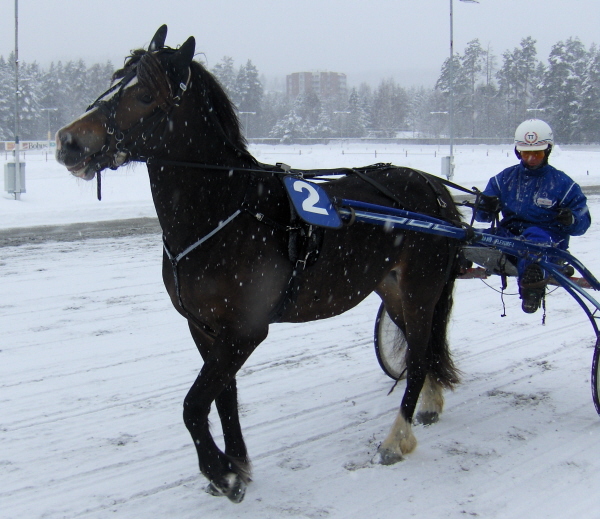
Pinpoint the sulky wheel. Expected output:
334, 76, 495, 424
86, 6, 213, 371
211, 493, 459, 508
373, 302, 407, 380
592, 336, 600, 417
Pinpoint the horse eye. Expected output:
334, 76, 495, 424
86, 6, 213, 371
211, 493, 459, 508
139, 94, 154, 105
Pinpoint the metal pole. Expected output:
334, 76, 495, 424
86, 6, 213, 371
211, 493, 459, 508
238, 111, 256, 137
449, 0, 454, 169
14, 0, 21, 200
41, 108, 58, 151
526, 108, 545, 117
333, 111, 351, 139
447, 0, 479, 180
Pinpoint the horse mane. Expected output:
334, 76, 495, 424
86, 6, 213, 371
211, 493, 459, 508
188, 59, 249, 153
113, 48, 249, 155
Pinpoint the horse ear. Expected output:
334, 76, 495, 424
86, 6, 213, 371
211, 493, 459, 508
168, 36, 196, 84
149, 25, 168, 51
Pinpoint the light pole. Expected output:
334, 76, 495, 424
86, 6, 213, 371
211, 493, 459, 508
14, 0, 22, 199
40, 108, 58, 151
526, 108, 545, 118
447, 0, 479, 180
430, 111, 448, 138
238, 111, 256, 137
333, 111, 351, 139
4, 0, 24, 200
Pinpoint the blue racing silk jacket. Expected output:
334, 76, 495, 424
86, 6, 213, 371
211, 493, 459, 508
475, 163, 591, 246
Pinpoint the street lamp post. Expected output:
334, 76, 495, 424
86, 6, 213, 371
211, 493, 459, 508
447, 0, 479, 180
430, 111, 448, 138
526, 108, 545, 117
40, 108, 58, 152
333, 111, 351, 139
4, 0, 25, 200
238, 111, 256, 137
13, 0, 22, 199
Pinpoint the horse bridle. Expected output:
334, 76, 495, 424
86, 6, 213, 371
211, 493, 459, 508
86, 51, 191, 169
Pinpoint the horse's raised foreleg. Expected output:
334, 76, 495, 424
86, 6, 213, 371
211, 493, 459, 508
185, 323, 267, 503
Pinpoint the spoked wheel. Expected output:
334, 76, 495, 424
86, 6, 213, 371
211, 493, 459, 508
374, 302, 407, 380
592, 336, 600, 417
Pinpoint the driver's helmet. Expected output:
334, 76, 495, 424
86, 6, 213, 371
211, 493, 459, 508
514, 119, 554, 151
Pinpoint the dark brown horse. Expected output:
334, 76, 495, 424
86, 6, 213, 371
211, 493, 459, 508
56, 25, 461, 503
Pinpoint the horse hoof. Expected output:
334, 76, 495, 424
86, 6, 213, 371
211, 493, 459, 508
415, 411, 439, 426
373, 448, 403, 466
205, 473, 247, 503
226, 477, 247, 503
205, 482, 224, 497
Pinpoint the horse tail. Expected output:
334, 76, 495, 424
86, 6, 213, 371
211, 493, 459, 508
428, 243, 461, 389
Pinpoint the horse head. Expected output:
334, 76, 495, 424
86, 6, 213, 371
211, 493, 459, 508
55, 25, 195, 180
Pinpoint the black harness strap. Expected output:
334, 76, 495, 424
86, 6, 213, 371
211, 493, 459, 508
349, 167, 404, 208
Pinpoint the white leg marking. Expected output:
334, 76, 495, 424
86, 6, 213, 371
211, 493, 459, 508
374, 412, 417, 465
418, 374, 445, 417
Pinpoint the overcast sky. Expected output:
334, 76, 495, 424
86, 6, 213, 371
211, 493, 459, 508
0, 0, 598, 88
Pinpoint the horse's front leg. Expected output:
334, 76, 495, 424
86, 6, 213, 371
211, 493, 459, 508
184, 323, 267, 503
188, 324, 250, 472
214, 377, 249, 468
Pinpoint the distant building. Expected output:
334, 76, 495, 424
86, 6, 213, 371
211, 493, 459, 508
286, 71, 347, 100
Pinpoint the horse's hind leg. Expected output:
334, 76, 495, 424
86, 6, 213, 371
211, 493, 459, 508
415, 374, 444, 425
373, 300, 432, 464
374, 250, 452, 464
375, 338, 428, 464
185, 323, 266, 503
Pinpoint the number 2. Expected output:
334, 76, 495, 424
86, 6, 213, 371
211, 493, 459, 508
293, 180, 329, 215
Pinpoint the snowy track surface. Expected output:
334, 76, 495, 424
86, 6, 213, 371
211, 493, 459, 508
1, 199, 599, 518
2, 146, 600, 518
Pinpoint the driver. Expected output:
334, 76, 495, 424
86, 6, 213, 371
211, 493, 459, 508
475, 119, 591, 314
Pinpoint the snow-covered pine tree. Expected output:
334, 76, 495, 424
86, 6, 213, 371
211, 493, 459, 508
496, 37, 539, 136
211, 56, 239, 105
345, 88, 368, 138
235, 60, 263, 138
541, 38, 588, 143
461, 39, 486, 137
579, 44, 600, 143
0, 55, 14, 140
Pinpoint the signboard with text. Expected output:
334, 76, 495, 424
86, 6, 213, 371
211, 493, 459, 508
1, 141, 56, 152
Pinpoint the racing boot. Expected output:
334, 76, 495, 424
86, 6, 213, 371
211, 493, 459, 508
519, 264, 546, 314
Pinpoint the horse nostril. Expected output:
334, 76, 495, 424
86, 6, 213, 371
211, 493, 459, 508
59, 131, 80, 152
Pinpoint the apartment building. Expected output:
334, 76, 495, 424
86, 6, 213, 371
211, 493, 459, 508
286, 71, 347, 99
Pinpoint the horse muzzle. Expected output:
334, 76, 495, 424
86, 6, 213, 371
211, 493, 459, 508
55, 128, 110, 180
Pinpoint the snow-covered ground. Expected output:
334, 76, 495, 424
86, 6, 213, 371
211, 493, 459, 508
1, 144, 599, 518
